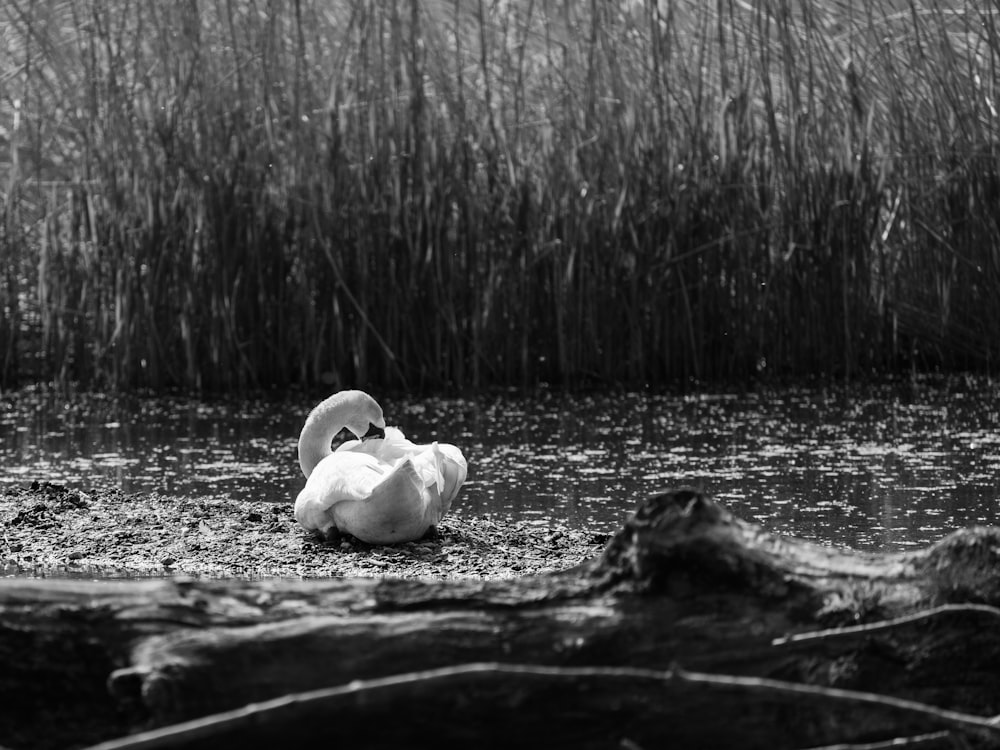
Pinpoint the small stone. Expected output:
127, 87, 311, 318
340, 542, 352, 551
161, 557, 177, 567
247, 512, 263, 523
67, 550, 85, 560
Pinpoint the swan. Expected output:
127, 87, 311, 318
294, 390, 468, 545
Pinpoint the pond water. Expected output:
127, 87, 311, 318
2, 379, 999, 552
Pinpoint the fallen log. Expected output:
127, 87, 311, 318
3, 488, 1000, 750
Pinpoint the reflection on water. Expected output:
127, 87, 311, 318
2, 379, 999, 551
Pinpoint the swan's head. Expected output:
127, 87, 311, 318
332, 390, 387, 439
298, 390, 388, 477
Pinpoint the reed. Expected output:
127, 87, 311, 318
0, 0, 997, 391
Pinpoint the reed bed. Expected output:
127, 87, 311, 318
0, 0, 997, 391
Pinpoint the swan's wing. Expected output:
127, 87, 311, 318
294, 452, 386, 532
334, 427, 467, 513
405, 444, 445, 492
435, 443, 468, 503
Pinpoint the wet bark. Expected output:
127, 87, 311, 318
3, 488, 1000, 750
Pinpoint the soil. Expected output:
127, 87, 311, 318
0, 481, 609, 579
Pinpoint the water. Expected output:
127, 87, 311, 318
2, 379, 999, 552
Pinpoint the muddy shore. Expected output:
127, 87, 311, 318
0, 481, 608, 579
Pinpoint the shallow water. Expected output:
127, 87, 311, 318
2, 379, 999, 552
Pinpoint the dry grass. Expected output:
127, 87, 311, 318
0, 0, 997, 391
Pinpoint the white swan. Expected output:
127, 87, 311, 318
294, 390, 468, 545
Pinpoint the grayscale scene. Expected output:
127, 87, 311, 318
1, 2, 999, 748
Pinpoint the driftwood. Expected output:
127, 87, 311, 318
3, 488, 1000, 750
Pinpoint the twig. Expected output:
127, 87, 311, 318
802, 729, 961, 750
84, 662, 1000, 749
772, 604, 1000, 646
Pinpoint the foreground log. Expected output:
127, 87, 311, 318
3, 488, 1000, 749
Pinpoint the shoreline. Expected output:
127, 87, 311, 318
0, 481, 607, 580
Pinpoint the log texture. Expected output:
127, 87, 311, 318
3, 488, 1000, 750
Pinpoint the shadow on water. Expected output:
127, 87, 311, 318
2, 378, 999, 553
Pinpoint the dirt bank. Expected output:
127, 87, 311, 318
0, 481, 607, 579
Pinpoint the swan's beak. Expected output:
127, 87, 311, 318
362, 423, 385, 441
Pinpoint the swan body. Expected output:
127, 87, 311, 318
294, 390, 468, 544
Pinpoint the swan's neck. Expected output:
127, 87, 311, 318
297, 390, 385, 478
298, 417, 339, 478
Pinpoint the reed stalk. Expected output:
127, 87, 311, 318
0, 0, 996, 391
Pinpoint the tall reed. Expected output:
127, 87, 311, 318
0, 0, 997, 391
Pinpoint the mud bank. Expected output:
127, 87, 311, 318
1, 481, 607, 579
